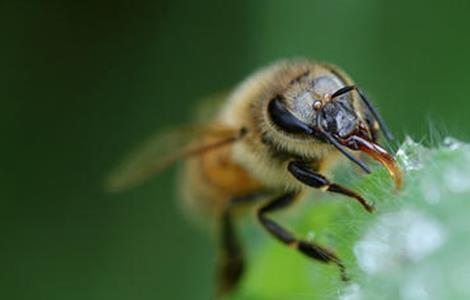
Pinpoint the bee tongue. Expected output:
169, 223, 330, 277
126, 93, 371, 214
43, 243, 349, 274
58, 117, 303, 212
340, 134, 403, 190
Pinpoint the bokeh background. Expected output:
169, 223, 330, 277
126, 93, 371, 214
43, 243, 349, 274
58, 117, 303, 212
3, 0, 470, 299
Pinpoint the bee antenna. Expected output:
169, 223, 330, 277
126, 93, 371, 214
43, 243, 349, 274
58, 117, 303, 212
316, 113, 371, 174
331, 85, 394, 142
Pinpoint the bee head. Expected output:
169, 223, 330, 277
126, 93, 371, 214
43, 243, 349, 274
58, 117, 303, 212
268, 77, 402, 190
270, 73, 369, 141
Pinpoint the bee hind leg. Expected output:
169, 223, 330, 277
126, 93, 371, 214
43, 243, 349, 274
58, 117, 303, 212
216, 192, 268, 298
257, 192, 349, 281
216, 209, 244, 298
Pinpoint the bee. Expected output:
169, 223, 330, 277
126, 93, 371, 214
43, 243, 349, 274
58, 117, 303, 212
106, 59, 402, 297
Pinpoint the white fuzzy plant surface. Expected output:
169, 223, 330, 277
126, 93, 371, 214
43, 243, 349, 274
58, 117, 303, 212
230, 137, 470, 300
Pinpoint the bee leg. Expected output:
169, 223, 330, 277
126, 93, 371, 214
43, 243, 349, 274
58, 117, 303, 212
216, 192, 268, 297
216, 209, 244, 297
288, 161, 374, 212
257, 192, 348, 281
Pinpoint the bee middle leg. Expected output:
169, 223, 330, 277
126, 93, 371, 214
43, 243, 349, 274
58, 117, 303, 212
288, 161, 375, 212
257, 192, 348, 281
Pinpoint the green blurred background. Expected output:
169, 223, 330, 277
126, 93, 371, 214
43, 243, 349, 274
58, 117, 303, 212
3, 0, 470, 299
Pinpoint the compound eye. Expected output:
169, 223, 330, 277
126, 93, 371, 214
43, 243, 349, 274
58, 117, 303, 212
268, 96, 313, 135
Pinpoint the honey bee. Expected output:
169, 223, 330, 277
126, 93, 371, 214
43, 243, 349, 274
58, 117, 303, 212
106, 59, 402, 297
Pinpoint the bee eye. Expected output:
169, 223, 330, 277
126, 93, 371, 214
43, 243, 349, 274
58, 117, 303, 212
268, 97, 313, 135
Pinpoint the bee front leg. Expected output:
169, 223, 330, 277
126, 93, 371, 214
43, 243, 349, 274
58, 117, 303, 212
288, 161, 374, 212
257, 192, 348, 280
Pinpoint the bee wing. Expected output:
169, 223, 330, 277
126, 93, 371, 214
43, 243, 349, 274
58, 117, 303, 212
105, 124, 241, 192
